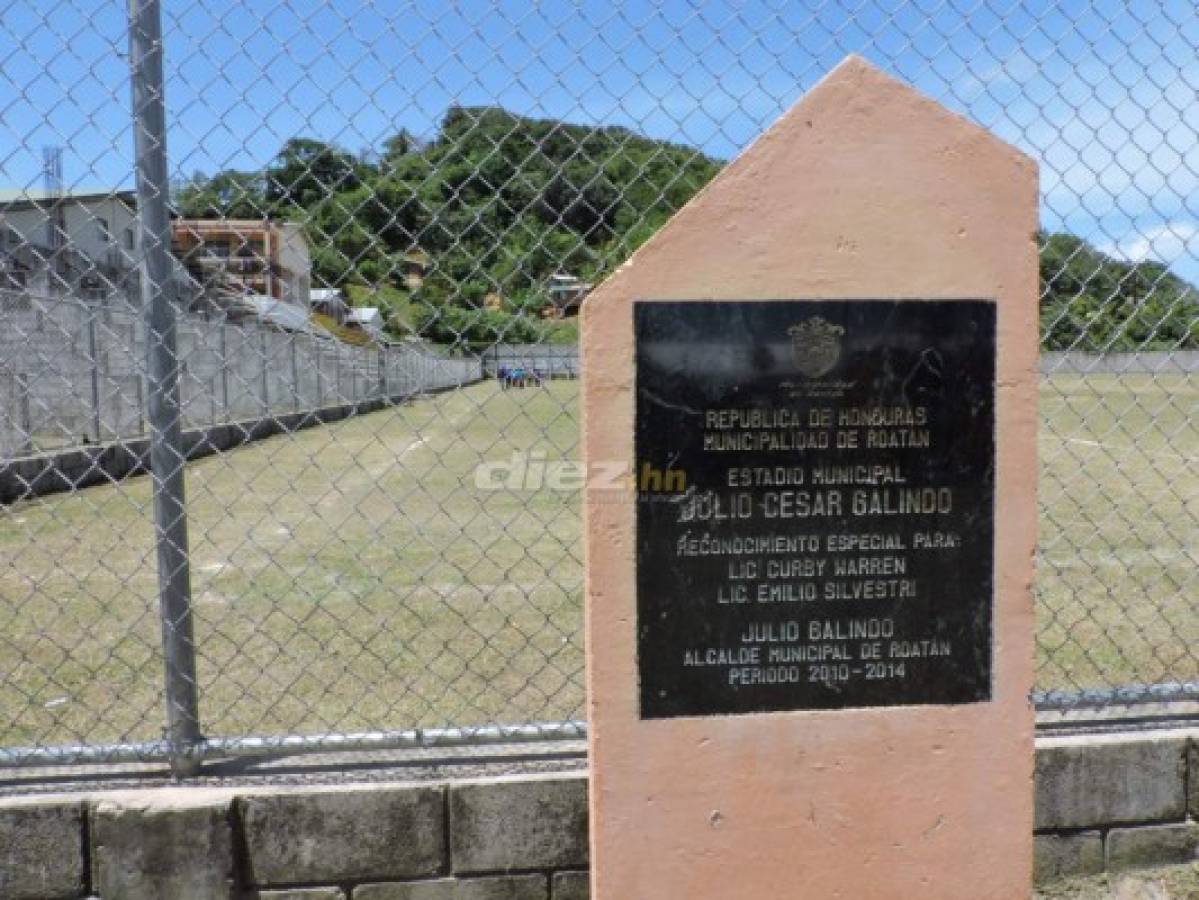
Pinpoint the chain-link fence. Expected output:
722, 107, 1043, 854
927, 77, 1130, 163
0, 1, 1195, 774
0, 292, 478, 461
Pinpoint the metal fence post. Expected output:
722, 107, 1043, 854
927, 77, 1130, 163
335, 347, 343, 403
312, 339, 322, 407
219, 324, 230, 419
259, 329, 270, 414
135, 373, 146, 435
88, 314, 103, 442
291, 337, 300, 411
16, 372, 33, 456
128, 0, 202, 777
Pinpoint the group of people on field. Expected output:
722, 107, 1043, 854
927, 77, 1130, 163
497, 366, 545, 389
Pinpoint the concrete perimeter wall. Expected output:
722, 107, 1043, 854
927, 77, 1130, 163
481, 345, 580, 378
1040, 350, 1199, 374
0, 293, 481, 459
478, 348, 1199, 381
2, 729, 1196, 899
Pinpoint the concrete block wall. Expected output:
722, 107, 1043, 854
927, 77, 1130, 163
484, 348, 1199, 380
0, 300, 481, 460
2, 732, 1196, 898
481, 345, 580, 379
0, 776, 589, 900
1039, 350, 1199, 374
1032, 731, 1199, 881
0, 300, 483, 502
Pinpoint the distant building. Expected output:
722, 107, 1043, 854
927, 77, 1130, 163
401, 249, 429, 291
0, 194, 319, 322
171, 219, 311, 307
346, 306, 385, 341
0, 189, 142, 303
546, 273, 591, 317
309, 287, 349, 324
248, 296, 318, 334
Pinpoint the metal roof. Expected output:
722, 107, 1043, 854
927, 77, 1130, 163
0, 188, 136, 210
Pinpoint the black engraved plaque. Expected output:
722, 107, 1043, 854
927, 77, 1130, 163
635, 300, 996, 718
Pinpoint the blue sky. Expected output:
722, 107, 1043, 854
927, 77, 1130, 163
2, 0, 1197, 280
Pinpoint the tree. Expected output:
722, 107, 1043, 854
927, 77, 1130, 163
175, 170, 266, 218
266, 138, 363, 213
1039, 231, 1199, 350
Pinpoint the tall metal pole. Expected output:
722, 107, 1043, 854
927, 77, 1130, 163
260, 329, 269, 414
219, 324, 230, 418
135, 372, 146, 435
291, 337, 300, 411
128, 0, 202, 777
17, 372, 33, 456
88, 315, 103, 441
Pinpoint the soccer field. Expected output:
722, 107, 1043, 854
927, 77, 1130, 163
1036, 373, 1198, 696
1, 374, 1195, 749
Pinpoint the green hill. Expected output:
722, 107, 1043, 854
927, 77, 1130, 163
1039, 231, 1197, 350
177, 107, 720, 345
176, 108, 1197, 350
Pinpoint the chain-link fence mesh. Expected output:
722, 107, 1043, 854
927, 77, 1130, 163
0, 1, 1195, 770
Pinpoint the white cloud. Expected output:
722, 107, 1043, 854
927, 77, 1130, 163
1099, 222, 1199, 284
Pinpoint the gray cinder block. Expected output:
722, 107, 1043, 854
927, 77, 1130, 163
1034, 736, 1187, 829
91, 795, 233, 900
0, 799, 85, 900
240, 785, 445, 886
1107, 823, 1199, 871
1032, 832, 1104, 882
450, 775, 588, 874
550, 871, 590, 900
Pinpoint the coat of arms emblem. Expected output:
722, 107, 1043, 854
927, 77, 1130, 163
788, 316, 845, 378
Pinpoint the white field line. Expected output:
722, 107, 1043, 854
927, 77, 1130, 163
1057, 436, 1198, 463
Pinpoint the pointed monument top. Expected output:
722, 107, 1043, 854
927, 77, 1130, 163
799, 53, 1031, 158
582, 54, 1037, 313
823, 52, 877, 76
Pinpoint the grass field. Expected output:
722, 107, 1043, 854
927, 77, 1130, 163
1036, 863, 1199, 899
1037, 373, 1198, 694
0, 374, 1196, 748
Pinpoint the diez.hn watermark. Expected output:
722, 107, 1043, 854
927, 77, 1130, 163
473, 451, 686, 499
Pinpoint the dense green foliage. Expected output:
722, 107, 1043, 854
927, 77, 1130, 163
1039, 231, 1197, 350
176, 108, 720, 344
176, 108, 1196, 349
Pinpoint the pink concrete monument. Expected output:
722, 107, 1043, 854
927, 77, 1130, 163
582, 56, 1038, 898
